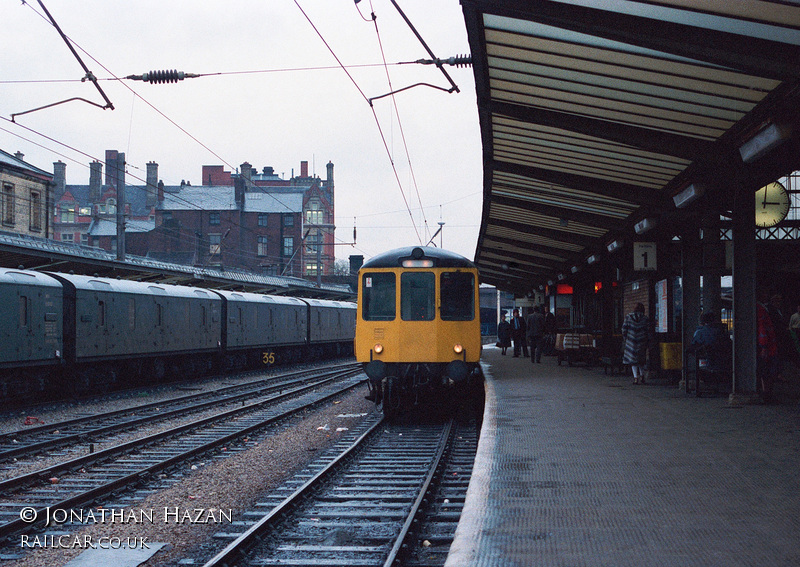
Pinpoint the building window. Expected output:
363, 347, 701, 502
283, 236, 293, 257
30, 191, 42, 230
305, 263, 319, 276
257, 235, 268, 256
209, 233, 221, 255
283, 214, 294, 227
305, 199, 322, 225
81, 233, 88, 245
3, 184, 14, 225
209, 212, 221, 225
61, 233, 74, 243
60, 204, 76, 223
258, 213, 268, 227
306, 230, 322, 253
106, 198, 116, 215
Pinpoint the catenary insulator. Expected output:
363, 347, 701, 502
142, 70, 184, 84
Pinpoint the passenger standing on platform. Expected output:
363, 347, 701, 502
511, 309, 528, 357
526, 305, 545, 363
497, 313, 512, 356
622, 303, 650, 384
543, 309, 557, 355
767, 294, 789, 380
757, 291, 779, 400
789, 304, 800, 362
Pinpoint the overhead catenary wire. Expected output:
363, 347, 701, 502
366, 0, 429, 242
293, 0, 422, 245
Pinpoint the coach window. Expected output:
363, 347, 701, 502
362, 273, 395, 321
401, 272, 435, 321
440, 272, 475, 321
19, 296, 29, 327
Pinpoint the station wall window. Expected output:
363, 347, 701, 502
209, 212, 221, 225
258, 213, 268, 227
3, 183, 14, 225
283, 214, 294, 227
29, 191, 42, 231
257, 236, 268, 256
283, 237, 293, 257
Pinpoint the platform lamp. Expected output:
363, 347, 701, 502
634, 217, 657, 234
673, 183, 705, 208
607, 240, 623, 253
739, 123, 792, 163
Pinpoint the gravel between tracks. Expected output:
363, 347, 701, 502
6, 384, 375, 567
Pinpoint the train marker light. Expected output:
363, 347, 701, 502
373, 344, 384, 354
453, 344, 464, 354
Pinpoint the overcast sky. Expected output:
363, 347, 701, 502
0, 0, 483, 263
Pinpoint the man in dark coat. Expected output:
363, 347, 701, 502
511, 308, 528, 357
526, 305, 546, 363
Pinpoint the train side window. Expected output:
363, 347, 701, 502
401, 272, 435, 321
362, 272, 395, 321
128, 298, 136, 329
440, 271, 475, 321
19, 296, 29, 327
201, 306, 207, 326
156, 304, 163, 326
98, 301, 106, 326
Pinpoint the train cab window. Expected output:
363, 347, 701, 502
401, 272, 435, 321
440, 272, 475, 321
362, 273, 396, 321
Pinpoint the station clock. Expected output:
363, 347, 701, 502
754, 181, 790, 228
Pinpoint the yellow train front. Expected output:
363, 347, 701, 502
355, 246, 482, 417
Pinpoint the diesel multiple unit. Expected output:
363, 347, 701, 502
0, 268, 355, 403
355, 246, 482, 417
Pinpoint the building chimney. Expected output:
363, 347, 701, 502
53, 161, 67, 198
300, 160, 309, 178
14, 151, 24, 161
326, 161, 334, 190
89, 161, 102, 202
157, 180, 164, 203
240, 162, 252, 187
146, 161, 158, 209
105, 150, 119, 187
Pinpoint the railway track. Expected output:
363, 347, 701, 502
0, 362, 360, 464
200, 414, 478, 567
0, 364, 365, 545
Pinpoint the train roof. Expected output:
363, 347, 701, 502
0, 269, 62, 288
361, 247, 477, 270
47, 272, 221, 299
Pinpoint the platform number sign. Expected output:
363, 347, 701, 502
633, 242, 657, 271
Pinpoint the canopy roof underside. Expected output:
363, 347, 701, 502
463, 0, 800, 294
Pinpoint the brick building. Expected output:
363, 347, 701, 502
193, 159, 336, 277
52, 150, 155, 251
0, 149, 54, 239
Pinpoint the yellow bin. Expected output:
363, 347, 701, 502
660, 342, 682, 370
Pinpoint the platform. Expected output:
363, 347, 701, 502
446, 346, 800, 567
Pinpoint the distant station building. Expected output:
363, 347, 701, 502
0, 149, 54, 239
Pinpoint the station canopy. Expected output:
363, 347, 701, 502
462, 0, 800, 295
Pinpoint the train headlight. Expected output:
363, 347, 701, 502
373, 343, 384, 354
453, 344, 463, 354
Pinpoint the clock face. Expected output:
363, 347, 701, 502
755, 181, 790, 228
